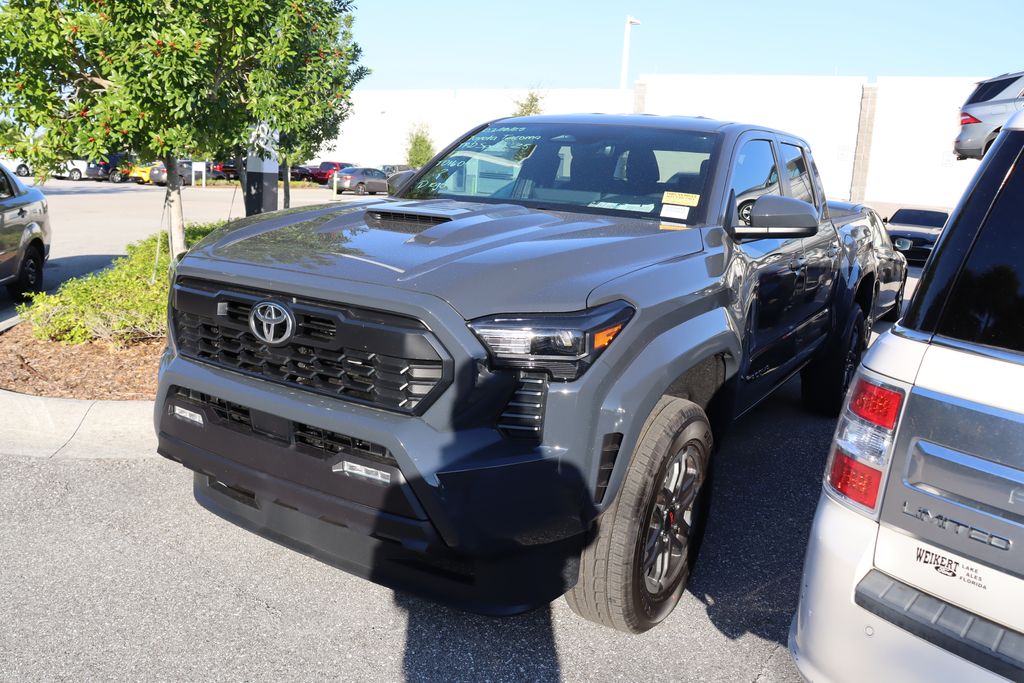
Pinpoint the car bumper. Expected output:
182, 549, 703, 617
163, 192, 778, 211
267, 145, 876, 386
954, 124, 996, 159
790, 492, 1003, 682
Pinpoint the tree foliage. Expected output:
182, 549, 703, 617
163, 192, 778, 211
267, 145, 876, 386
406, 123, 435, 168
0, 0, 367, 251
512, 90, 544, 117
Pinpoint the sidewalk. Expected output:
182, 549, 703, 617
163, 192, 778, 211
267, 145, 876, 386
0, 388, 156, 459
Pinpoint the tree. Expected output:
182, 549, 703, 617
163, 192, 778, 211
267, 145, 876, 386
0, 0, 366, 256
406, 124, 435, 168
512, 90, 544, 117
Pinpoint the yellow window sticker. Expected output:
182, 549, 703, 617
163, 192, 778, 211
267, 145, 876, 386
662, 191, 700, 207
659, 223, 690, 231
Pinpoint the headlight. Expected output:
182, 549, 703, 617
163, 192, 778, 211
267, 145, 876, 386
469, 300, 634, 380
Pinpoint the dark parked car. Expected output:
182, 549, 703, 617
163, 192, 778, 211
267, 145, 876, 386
830, 201, 908, 322
331, 167, 389, 195
288, 165, 316, 182
210, 161, 238, 180
883, 208, 949, 265
86, 153, 132, 182
155, 114, 881, 633
0, 162, 50, 299
310, 161, 354, 184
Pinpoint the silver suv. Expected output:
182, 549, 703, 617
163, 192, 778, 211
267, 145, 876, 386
955, 70, 1024, 160
791, 111, 1024, 681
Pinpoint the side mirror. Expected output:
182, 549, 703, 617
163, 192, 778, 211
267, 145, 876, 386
882, 216, 890, 224
388, 169, 416, 195
733, 195, 819, 239
893, 238, 912, 251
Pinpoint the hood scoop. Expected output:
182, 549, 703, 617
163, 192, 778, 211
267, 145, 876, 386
364, 209, 452, 234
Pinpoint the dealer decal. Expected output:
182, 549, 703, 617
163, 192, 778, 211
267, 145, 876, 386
915, 547, 988, 589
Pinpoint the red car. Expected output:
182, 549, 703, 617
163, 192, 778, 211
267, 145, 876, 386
311, 161, 354, 184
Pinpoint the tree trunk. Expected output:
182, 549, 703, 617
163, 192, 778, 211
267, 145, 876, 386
282, 157, 291, 209
163, 154, 187, 258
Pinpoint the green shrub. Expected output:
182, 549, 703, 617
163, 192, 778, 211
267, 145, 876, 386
18, 223, 222, 345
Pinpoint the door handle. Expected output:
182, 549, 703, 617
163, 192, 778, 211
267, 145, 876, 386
17, 208, 27, 218
826, 243, 840, 258
789, 256, 808, 271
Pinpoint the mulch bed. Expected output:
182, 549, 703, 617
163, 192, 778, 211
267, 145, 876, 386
0, 323, 163, 400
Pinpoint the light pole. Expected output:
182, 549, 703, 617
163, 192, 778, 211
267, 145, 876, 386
619, 15, 641, 90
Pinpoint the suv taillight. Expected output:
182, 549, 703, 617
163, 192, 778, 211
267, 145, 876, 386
824, 375, 905, 514
961, 112, 982, 126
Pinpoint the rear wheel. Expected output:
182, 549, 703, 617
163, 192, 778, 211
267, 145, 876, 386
6, 244, 44, 299
801, 307, 868, 416
565, 397, 713, 633
69, 168, 82, 181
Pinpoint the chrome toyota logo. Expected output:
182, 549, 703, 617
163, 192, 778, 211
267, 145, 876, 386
249, 301, 294, 345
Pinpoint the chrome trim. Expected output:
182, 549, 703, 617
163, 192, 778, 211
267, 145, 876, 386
891, 325, 932, 344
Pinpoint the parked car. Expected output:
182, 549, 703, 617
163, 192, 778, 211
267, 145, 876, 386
86, 153, 132, 182
151, 160, 199, 187
954, 70, 1024, 160
830, 201, 909, 322
310, 161, 354, 184
790, 110, 1024, 683
155, 114, 881, 633
52, 159, 89, 181
210, 161, 238, 180
284, 164, 315, 182
883, 208, 949, 265
331, 167, 389, 195
127, 161, 161, 185
382, 164, 413, 177
0, 162, 50, 299
0, 157, 31, 177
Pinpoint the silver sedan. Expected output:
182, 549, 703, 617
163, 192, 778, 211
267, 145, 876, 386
332, 167, 389, 195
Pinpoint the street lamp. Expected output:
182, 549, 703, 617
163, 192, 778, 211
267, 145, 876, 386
619, 15, 641, 90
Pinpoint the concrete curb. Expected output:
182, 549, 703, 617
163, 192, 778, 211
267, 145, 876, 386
0, 388, 157, 459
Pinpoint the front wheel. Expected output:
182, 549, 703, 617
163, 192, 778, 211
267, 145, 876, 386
355, 183, 367, 195
801, 307, 868, 416
565, 397, 713, 633
69, 169, 82, 181
109, 171, 124, 183
881, 279, 905, 322
6, 245, 44, 300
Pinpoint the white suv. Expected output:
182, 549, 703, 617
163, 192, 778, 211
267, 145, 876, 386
790, 111, 1024, 681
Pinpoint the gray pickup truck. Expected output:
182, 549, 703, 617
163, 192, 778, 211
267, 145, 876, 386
155, 114, 877, 633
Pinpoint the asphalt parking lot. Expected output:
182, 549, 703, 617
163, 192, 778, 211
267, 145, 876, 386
0, 179, 353, 330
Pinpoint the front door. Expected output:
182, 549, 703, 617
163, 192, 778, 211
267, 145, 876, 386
0, 169, 27, 282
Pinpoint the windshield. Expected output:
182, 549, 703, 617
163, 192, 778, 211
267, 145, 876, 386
889, 208, 948, 228
402, 122, 719, 224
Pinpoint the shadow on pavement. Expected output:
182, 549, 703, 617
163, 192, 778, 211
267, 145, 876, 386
687, 376, 834, 645
34, 182, 163, 196
0, 254, 117, 323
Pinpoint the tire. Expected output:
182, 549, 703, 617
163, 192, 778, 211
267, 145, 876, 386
881, 279, 905, 322
69, 169, 82, 181
355, 183, 367, 195
6, 244, 44, 299
565, 397, 713, 633
801, 307, 868, 416
109, 171, 123, 183
16, 164, 30, 177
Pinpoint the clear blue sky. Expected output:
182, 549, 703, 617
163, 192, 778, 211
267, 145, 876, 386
351, 0, 1024, 89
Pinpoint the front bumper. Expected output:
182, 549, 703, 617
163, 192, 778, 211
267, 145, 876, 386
790, 492, 1003, 682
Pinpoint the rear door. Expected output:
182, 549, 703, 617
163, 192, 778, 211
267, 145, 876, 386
0, 169, 28, 281
874, 145, 1024, 635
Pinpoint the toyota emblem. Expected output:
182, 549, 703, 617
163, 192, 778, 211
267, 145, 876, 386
249, 301, 294, 345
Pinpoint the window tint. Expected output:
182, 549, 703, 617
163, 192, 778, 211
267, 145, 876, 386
730, 139, 780, 226
965, 76, 1021, 105
937, 155, 1024, 353
889, 208, 948, 228
781, 143, 814, 204
0, 170, 12, 199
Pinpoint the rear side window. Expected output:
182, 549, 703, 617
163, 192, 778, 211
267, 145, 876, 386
965, 76, 1021, 105
937, 153, 1024, 353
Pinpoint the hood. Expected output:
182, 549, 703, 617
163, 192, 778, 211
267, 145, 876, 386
185, 199, 705, 319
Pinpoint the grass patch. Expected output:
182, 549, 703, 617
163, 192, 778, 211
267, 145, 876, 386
18, 223, 222, 346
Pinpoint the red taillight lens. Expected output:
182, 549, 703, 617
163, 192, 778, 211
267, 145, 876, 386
341, 175, 353, 180
848, 378, 903, 430
960, 112, 982, 125
828, 448, 882, 509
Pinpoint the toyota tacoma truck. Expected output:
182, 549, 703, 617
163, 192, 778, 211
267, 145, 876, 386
155, 114, 877, 633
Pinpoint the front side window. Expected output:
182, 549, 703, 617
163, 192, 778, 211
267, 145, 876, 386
729, 139, 780, 226
0, 170, 13, 199
781, 143, 814, 205
402, 123, 718, 223
937, 153, 1024, 353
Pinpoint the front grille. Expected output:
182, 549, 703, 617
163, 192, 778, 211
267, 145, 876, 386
497, 372, 548, 438
172, 279, 449, 414
173, 386, 395, 465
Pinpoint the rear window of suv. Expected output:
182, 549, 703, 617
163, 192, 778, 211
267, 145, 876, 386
937, 151, 1024, 354
889, 208, 948, 228
965, 76, 1021, 105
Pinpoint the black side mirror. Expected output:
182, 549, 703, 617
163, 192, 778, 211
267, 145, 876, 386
388, 169, 416, 195
733, 195, 819, 239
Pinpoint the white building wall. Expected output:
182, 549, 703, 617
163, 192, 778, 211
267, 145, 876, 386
321, 75, 986, 210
